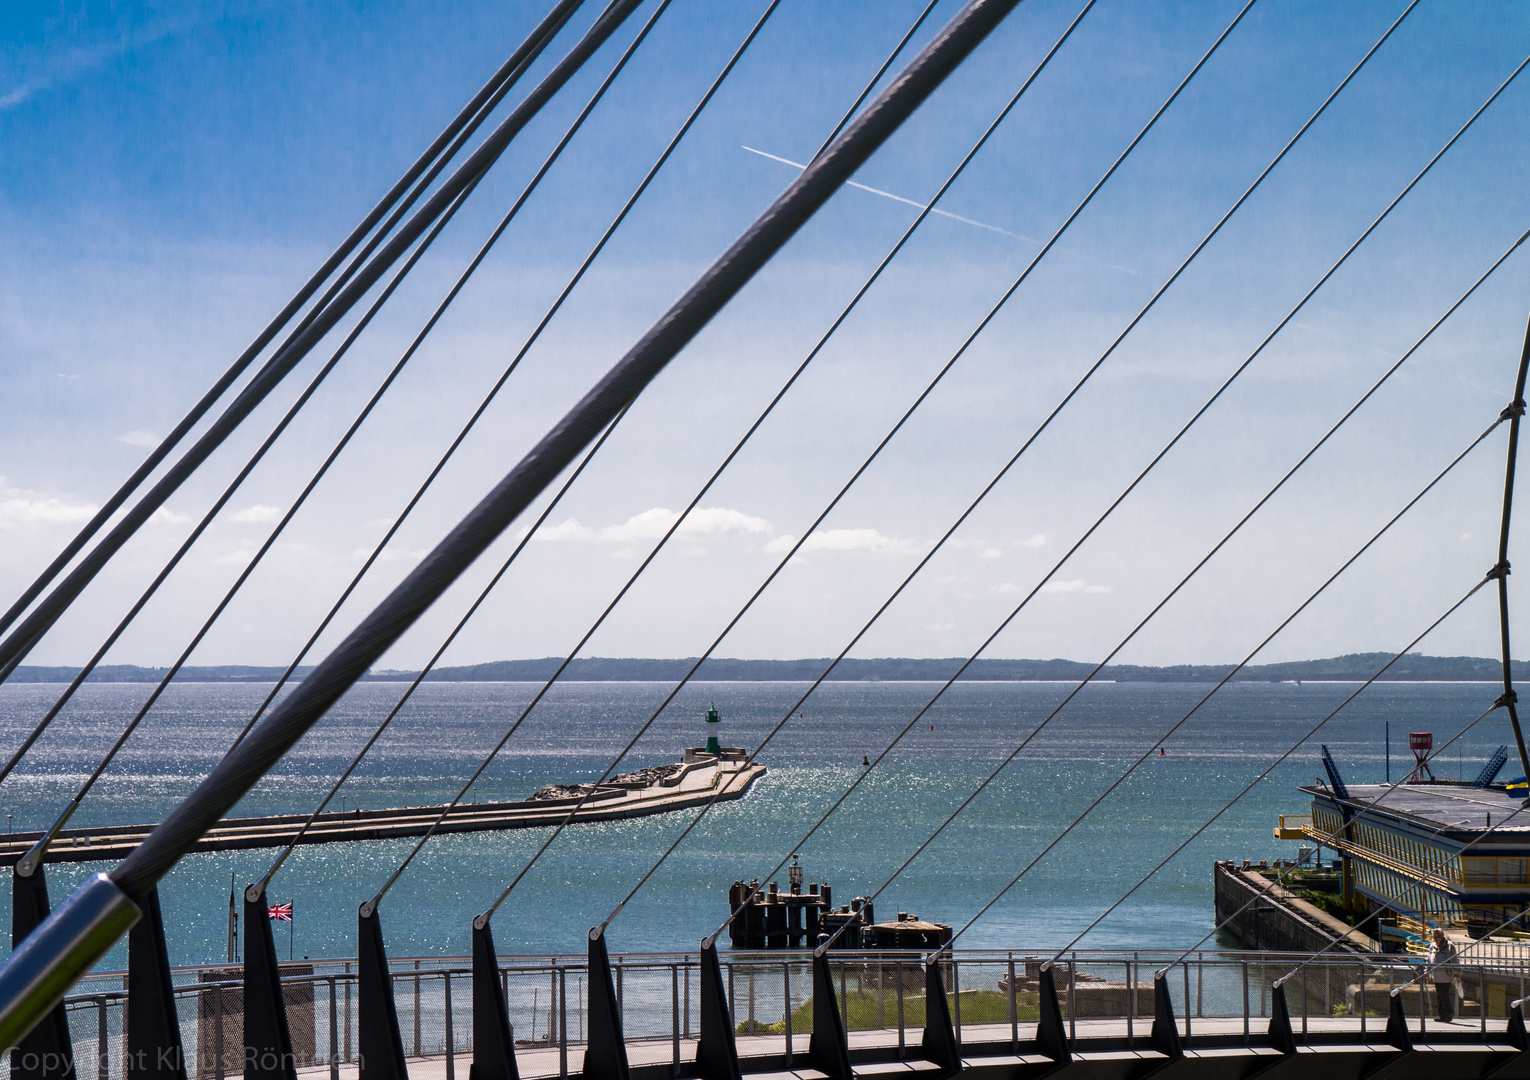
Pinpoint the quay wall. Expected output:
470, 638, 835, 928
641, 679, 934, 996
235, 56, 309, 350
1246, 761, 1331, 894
1213, 861, 1377, 955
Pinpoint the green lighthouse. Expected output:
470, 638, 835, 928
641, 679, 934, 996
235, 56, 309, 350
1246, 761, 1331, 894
705, 703, 721, 755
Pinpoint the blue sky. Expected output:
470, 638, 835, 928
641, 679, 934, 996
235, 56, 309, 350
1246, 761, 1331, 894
5, 0, 1530, 671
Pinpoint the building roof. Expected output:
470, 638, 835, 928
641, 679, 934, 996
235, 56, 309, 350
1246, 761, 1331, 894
1302, 782, 1530, 835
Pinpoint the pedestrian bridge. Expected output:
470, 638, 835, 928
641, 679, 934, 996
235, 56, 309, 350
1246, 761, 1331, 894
47, 948, 1530, 1080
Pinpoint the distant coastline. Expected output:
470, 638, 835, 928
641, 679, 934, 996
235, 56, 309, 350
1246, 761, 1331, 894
7, 652, 1525, 684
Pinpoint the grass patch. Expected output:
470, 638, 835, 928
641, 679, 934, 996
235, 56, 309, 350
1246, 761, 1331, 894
737, 989, 1038, 1035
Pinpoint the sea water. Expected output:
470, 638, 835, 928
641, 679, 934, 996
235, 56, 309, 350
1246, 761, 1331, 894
0, 678, 1511, 969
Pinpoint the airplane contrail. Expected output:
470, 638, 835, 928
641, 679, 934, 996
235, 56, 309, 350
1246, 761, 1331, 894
742, 145, 1033, 242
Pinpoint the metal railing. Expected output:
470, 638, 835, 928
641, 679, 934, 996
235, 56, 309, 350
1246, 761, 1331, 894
14, 946, 1530, 1080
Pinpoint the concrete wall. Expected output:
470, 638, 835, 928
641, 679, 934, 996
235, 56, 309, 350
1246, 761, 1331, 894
1214, 861, 1377, 955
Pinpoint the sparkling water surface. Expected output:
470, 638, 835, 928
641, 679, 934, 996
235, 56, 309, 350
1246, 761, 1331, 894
0, 679, 1510, 971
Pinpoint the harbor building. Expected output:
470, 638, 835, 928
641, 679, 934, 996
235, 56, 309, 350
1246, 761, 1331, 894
1285, 751, 1530, 932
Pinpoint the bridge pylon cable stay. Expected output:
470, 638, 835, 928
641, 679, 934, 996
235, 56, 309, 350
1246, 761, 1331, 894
723, 391, 1512, 957
0, 0, 588, 658
1111, 312, 1530, 992
250, 403, 631, 899
214, 0, 844, 757
708, 234, 1530, 953
464, 0, 1307, 936
1023, 588, 1497, 965
465, 0, 1115, 929
1494, 308, 1530, 781
1117, 704, 1520, 1035
1050, 303, 1530, 975
3, 0, 675, 873
691, 29, 1514, 945
0, 0, 638, 684
1267, 774, 1526, 979
614, 178, 1530, 946
214, 0, 927, 883
0, 0, 653, 786
492, 0, 1450, 935
318, 0, 977, 918
0, 0, 1032, 1052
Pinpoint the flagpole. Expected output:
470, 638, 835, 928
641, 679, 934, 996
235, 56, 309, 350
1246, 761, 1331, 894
227, 872, 237, 963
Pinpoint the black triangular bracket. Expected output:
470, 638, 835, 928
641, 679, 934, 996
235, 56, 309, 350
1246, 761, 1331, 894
128, 886, 188, 1080
358, 903, 409, 1080
469, 919, 518, 1080
246, 888, 298, 1080
584, 927, 631, 1080
1483, 1002, 1530, 1080
1356, 993, 1412, 1080
808, 951, 852, 1080
695, 938, 741, 1080
920, 956, 960, 1074
11, 865, 75, 1080
1268, 982, 1296, 1056
1035, 966, 1071, 1067
1509, 1000, 1529, 1051
1149, 972, 1184, 1061
1384, 992, 1411, 1052
1237, 981, 1300, 1080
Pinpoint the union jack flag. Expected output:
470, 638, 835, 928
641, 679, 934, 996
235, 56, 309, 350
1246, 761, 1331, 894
268, 902, 293, 922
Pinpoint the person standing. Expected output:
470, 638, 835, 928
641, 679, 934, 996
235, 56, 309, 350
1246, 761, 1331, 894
1428, 927, 1459, 1022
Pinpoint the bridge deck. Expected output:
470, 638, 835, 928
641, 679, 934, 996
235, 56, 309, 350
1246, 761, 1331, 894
294, 1016, 1530, 1080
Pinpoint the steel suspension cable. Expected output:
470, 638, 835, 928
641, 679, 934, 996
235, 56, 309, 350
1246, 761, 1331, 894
1494, 310, 1530, 779
0, 0, 586, 656
4, 0, 677, 862
1153, 701, 1510, 985
220, 0, 802, 756
699, 9, 1498, 945
1051, 298, 1530, 970
616, 52, 1526, 941
708, 230, 1530, 945
249, 404, 633, 900
812, 0, 944, 160
730, 400, 1509, 953
0, 1, 1033, 1046
1268, 751, 1523, 989
94, 0, 1035, 904
0, 170, 489, 792
341, 0, 983, 918
0, 0, 661, 790
990, 617, 1500, 964
0, 0, 645, 683
468, 0, 1113, 927
971, 449, 1505, 958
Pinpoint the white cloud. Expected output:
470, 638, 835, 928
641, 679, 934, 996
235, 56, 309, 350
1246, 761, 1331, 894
600, 506, 771, 542
533, 507, 771, 544
149, 507, 191, 526
117, 430, 160, 447
1020, 534, 1046, 548
994, 579, 1110, 596
0, 477, 97, 529
214, 549, 252, 566
600, 508, 680, 542
533, 518, 593, 542
980, 548, 1003, 559
764, 528, 912, 555
1040, 579, 1112, 595
229, 504, 282, 524
355, 546, 427, 564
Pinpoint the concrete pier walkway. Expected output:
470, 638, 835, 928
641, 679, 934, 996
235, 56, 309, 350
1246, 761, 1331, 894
0, 756, 764, 866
